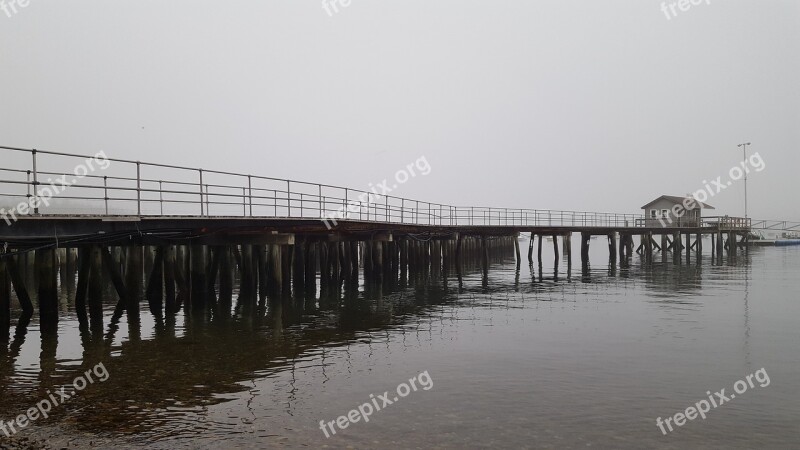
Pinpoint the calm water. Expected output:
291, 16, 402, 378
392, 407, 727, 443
1, 238, 799, 449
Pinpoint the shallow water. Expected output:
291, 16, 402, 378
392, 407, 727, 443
1, 239, 799, 449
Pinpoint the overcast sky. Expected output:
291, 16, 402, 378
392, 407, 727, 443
1, 0, 798, 220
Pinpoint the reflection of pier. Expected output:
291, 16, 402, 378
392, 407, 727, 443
0, 240, 513, 435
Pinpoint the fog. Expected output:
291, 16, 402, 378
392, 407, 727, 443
1, 0, 797, 219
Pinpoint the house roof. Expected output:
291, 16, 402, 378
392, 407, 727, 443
641, 195, 715, 210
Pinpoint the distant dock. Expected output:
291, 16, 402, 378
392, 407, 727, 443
751, 239, 800, 247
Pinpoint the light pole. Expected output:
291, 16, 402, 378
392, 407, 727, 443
737, 142, 751, 218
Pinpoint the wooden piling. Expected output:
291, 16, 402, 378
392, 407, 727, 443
218, 246, 234, 313
36, 248, 59, 327
580, 232, 590, 266
373, 240, 383, 278
552, 235, 559, 262
527, 233, 534, 264
145, 246, 165, 320
685, 233, 691, 263
269, 244, 282, 294
101, 247, 129, 320
711, 232, 716, 256
537, 234, 543, 266
190, 245, 207, 311
206, 247, 221, 307
609, 233, 617, 262
164, 246, 177, 315
481, 237, 489, 272
0, 255, 9, 331
125, 246, 142, 321
88, 246, 104, 331
73, 248, 90, 326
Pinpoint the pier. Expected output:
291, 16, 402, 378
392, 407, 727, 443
0, 145, 793, 334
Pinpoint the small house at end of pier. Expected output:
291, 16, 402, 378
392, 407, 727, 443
641, 195, 715, 227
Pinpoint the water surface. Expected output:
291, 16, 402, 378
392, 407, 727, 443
1, 240, 798, 449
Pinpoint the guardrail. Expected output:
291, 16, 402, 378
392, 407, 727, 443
704, 216, 751, 230
750, 220, 800, 231
0, 145, 669, 229
634, 216, 751, 230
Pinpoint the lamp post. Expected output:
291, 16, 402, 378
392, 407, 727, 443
737, 142, 751, 218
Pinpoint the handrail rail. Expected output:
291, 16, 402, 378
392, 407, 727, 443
0, 145, 765, 230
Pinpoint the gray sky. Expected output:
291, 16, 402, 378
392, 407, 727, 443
1, 0, 798, 220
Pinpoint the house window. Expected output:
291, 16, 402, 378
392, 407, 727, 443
651, 210, 657, 219
661, 209, 668, 218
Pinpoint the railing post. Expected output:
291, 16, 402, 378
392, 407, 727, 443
401, 198, 405, 223
242, 187, 247, 216
137, 162, 142, 216
104, 176, 109, 215
204, 184, 210, 215
25, 170, 31, 208
31, 149, 39, 214
198, 169, 204, 216
248, 175, 253, 217
342, 188, 348, 220
159, 180, 163, 215
318, 184, 323, 218
287, 180, 291, 217
386, 196, 389, 222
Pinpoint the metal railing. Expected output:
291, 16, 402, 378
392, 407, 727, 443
634, 216, 752, 230
704, 216, 752, 230
0, 145, 647, 228
750, 219, 800, 232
